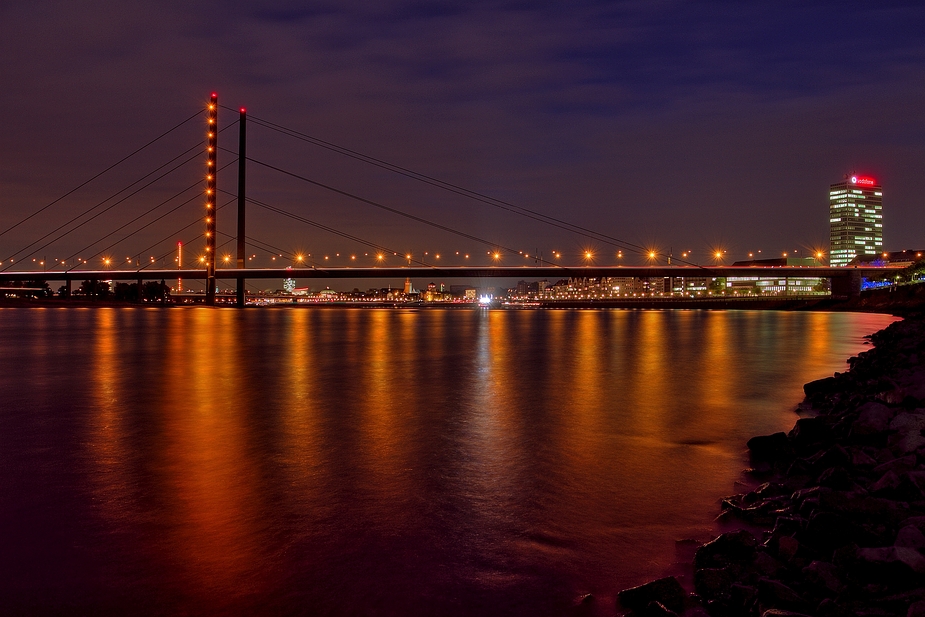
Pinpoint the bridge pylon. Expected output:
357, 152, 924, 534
205, 93, 218, 305
236, 107, 246, 307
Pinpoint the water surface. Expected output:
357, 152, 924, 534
0, 307, 897, 616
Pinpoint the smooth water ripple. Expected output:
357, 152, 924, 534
0, 307, 897, 616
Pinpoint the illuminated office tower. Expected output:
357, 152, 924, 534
829, 174, 883, 267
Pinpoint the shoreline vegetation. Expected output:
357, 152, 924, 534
617, 296, 925, 616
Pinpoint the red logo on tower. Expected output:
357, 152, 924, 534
850, 175, 876, 186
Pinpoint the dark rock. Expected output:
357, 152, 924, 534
869, 470, 899, 497
802, 560, 844, 594
909, 599, 925, 617
617, 576, 685, 613
873, 454, 918, 476
818, 466, 855, 490
904, 471, 925, 494
760, 610, 814, 617
693, 530, 757, 569
803, 511, 877, 553
889, 411, 925, 455
815, 599, 849, 617
870, 469, 903, 496
574, 593, 593, 606
900, 516, 925, 532
856, 546, 925, 576
693, 567, 736, 602
753, 551, 786, 578
748, 432, 793, 463
769, 515, 805, 538
805, 376, 841, 397
851, 401, 897, 437
644, 600, 678, 616
757, 577, 809, 611
790, 417, 834, 453
849, 447, 881, 468
808, 445, 852, 472
831, 543, 858, 572
756, 482, 791, 498
896, 525, 925, 549
831, 493, 912, 527
776, 535, 800, 562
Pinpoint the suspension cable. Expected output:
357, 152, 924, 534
0, 110, 200, 240
237, 109, 697, 265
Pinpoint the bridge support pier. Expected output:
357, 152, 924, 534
137, 278, 143, 303
831, 270, 863, 299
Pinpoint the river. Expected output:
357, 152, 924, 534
0, 307, 897, 616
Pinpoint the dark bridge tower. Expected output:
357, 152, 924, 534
205, 93, 218, 305
236, 107, 246, 307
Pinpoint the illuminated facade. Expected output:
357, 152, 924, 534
829, 175, 883, 267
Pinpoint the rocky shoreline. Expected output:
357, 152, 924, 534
617, 311, 925, 617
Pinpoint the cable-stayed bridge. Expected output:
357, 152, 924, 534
0, 93, 884, 305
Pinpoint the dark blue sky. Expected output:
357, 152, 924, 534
2, 0, 923, 267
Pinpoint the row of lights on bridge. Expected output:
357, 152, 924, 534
6, 247, 835, 270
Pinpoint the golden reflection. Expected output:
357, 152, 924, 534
87, 308, 130, 523
278, 308, 324, 489
57, 307, 898, 613
355, 309, 414, 502
155, 308, 277, 604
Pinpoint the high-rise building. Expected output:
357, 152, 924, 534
829, 174, 883, 267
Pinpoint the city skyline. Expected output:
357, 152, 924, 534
2, 2, 924, 267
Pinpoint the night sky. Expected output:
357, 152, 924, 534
2, 1, 924, 269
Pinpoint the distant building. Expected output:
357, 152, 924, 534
829, 174, 883, 267
728, 257, 826, 294
847, 249, 925, 268
449, 284, 477, 299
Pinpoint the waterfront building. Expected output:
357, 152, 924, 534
728, 257, 827, 294
829, 175, 883, 267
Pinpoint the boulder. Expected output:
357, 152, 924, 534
817, 466, 854, 490
694, 567, 736, 602
644, 600, 678, 616
804, 376, 841, 397
848, 447, 880, 468
617, 576, 685, 614
856, 546, 925, 578
789, 417, 834, 453
804, 511, 878, 552
909, 599, 925, 617
802, 560, 844, 594
895, 525, 925, 549
753, 551, 786, 578
693, 530, 757, 569
851, 401, 896, 436
776, 535, 800, 562
757, 578, 809, 612
873, 454, 917, 476
888, 411, 925, 455
748, 432, 793, 463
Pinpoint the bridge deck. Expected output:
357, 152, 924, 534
0, 265, 888, 282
